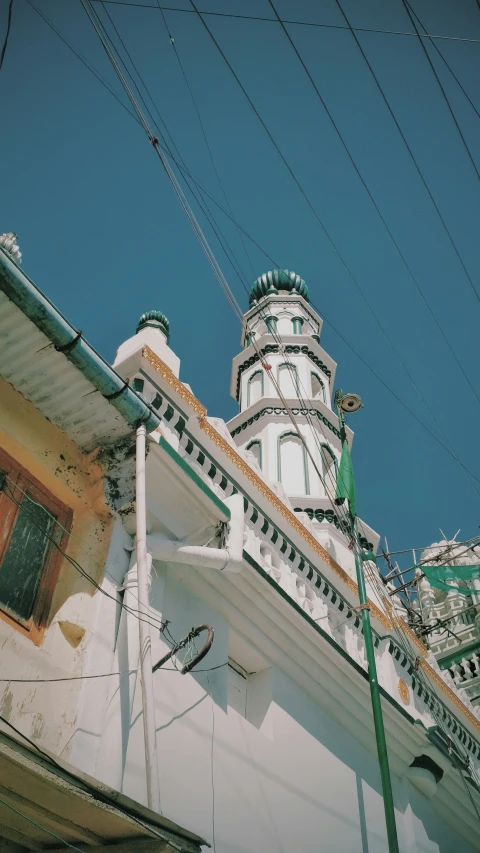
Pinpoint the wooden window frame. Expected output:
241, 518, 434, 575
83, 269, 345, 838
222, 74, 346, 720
0, 448, 72, 646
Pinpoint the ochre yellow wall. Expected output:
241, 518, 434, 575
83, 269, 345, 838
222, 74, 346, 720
0, 375, 115, 754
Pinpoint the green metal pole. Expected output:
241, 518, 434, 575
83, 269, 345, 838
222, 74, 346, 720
335, 397, 400, 853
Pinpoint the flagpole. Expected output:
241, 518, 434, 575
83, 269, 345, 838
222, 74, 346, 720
334, 391, 400, 853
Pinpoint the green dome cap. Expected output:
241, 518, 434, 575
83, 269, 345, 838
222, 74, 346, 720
249, 270, 309, 305
136, 310, 170, 341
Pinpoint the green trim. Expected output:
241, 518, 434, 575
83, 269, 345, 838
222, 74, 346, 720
278, 430, 310, 495
292, 317, 304, 334
235, 344, 331, 400
265, 316, 278, 334
247, 369, 264, 407
277, 361, 300, 396
320, 443, 338, 481
438, 639, 480, 670
242, 550, 416, 727
246, 439, 263, 470
158, 437, 230, 520
311, 371, 325, 402
139, 368, 189, 420
230, 404, 341, 440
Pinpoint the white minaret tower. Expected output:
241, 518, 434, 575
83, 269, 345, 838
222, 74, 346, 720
227, 270, 376, 567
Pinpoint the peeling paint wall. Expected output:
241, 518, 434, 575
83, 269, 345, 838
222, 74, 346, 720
0, 376, 114, 756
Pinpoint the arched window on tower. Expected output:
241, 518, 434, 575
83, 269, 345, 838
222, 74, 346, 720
311, 372, 325, 402
278, 363, 299, 398
247, 370, 264, 406
278, 431, 309, 495
320, 444, 338, 495
246, 439, 262, 470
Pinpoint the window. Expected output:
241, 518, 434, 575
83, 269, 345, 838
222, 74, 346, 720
265, 316, 278, 335
277, 363, 299, 398
0, 449, 71, 644
311, 372, 325, 402
321, 444, 338, 494
292, 317, 304, 335
246, 440, 262, 470
278, 431, 309, 495
247, 370, 264, 406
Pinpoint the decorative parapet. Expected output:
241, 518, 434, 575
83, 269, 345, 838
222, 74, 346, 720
231, 404, 340, 440
0, 232, 21, 265
141, 345, 480, 742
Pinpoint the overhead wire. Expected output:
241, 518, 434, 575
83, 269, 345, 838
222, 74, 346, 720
0, 793, 85, 852
404, 1, 480, 122
333, 0, 480, 306
2, 477, 167, 635
93, 1, 480, 45
155, 0, 255, 276
400, 0, 479, 180
0, 0, 13, 70
185, 0, 480, 501
266, 0, 480, 407
25, 0, 480, 488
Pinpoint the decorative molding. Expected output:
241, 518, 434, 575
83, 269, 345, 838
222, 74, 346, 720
198, 413, 390, 630
418, 658, 480, 734
142, 347, 480, 736
230, 406, 340, 439
142, 346, 207, 418
235, 343, 331, 400
398, 678, 410, 704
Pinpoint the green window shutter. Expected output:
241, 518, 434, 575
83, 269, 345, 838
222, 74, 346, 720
0, 494, 56, 621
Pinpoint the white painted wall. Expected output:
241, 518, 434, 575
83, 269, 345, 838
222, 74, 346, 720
83, 562, 475, 853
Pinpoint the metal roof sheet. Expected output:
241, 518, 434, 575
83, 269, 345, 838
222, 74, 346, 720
0, 291, 136, 452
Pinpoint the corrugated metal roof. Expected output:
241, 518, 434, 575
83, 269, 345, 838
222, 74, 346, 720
0, 292, 136, 451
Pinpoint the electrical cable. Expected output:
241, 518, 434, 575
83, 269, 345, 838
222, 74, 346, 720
404, 1, 480, 122
25, 0, 480, 488
26, 0, 140, 123
0, 0, 13, 70
0, 792, 85, 852
186, 0, 480, 500
155, 1, 255, 277
93, 1, 480, 44
2, 478, 167, 635
333, 0, 480, 306
400, 0, 479, 180
267, 0, 480, 407
0, 662, 228, 682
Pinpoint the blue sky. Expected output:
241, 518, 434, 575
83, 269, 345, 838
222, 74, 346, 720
2, 0, 480, 576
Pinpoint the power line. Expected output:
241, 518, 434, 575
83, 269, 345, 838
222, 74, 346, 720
401, 0, 479, 180
155, 1, 255, 276
333, 0, 480, 306
0, 0, 13, 70
93, 1, 480, 45
266, 0, 480, 409
187, 0, 480, 501
405, 2, 480, 122
0, 792, 85, 852
27, 0, 480, 487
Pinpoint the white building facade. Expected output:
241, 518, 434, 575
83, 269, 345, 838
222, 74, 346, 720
1, 252, 480, 852
69, 271, 480, 852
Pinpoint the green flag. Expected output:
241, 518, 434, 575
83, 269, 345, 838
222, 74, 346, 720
335, 440, 356, 519
423, 564, 480, 594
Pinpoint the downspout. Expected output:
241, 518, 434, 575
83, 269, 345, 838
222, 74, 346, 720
148, 494, 244, 571
136, 424, 160, 811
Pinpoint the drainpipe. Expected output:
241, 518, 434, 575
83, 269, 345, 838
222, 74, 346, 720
136, 424, 160, 812
148, 494, 244, 571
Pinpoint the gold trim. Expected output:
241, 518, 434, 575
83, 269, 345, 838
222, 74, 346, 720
145, 348, 480, 734
142, 346, 207, 418
418, 659, 480, 733
398, 678, 410, 705
198, 414, 391, 629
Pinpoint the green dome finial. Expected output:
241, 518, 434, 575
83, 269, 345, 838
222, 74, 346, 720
136, 310, 170, 342
249, 270, 309, 306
